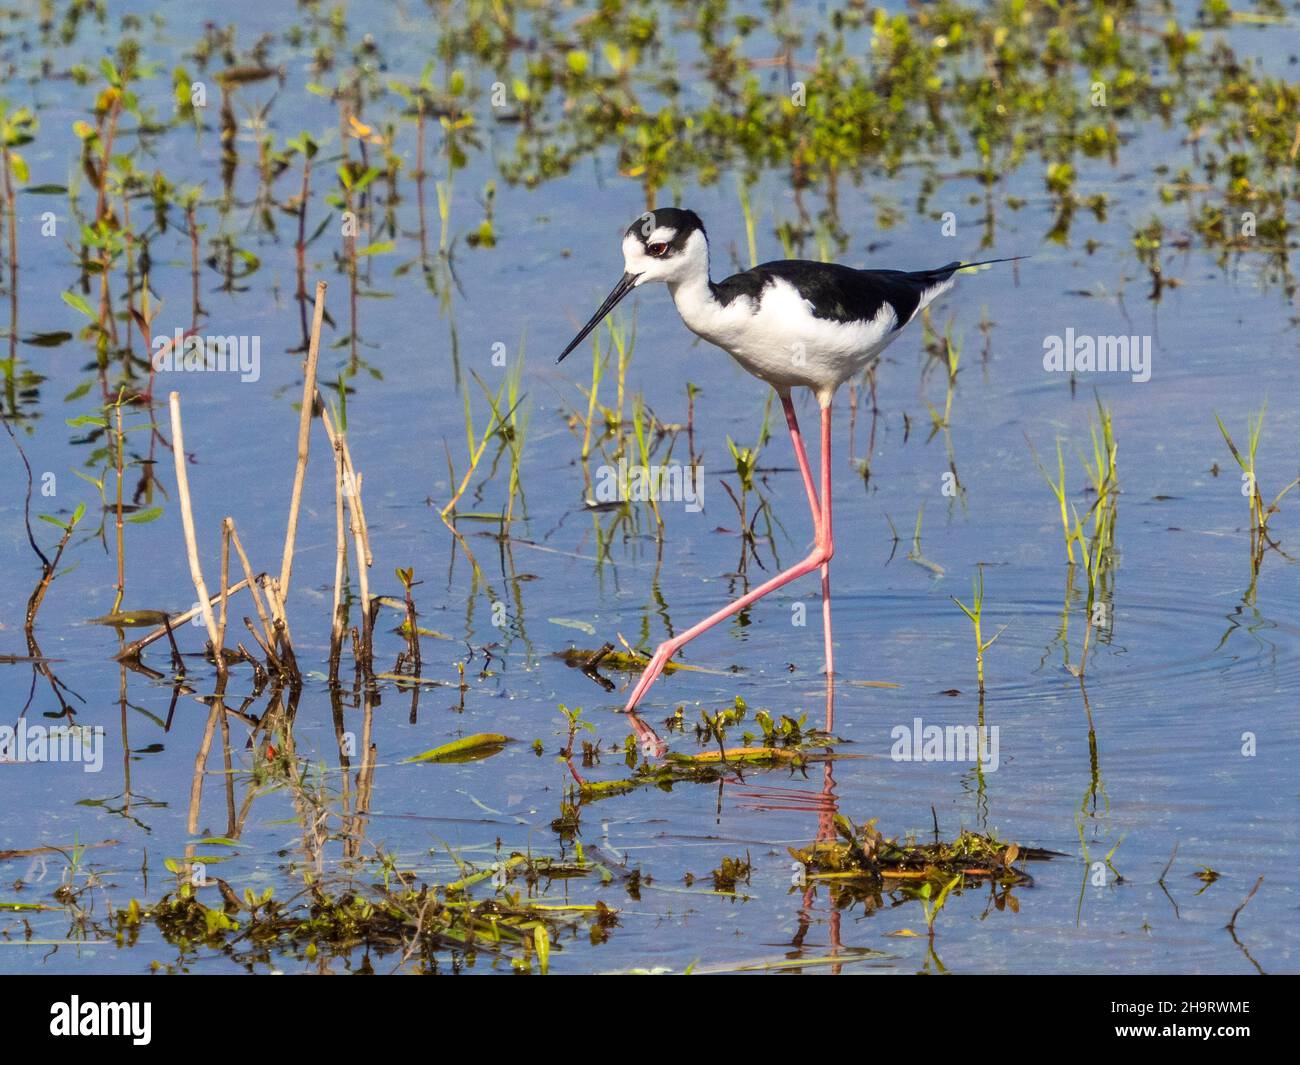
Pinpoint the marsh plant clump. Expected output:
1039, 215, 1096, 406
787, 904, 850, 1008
1215, 404, 1300, 582
112, 856, 620, 974
791, 815, 1057, 907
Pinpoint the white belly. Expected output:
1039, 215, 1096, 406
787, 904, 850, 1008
671, 275, 908, 399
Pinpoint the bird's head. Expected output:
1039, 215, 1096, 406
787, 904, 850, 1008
620, 207, 708, 287
558, 207, 708, 362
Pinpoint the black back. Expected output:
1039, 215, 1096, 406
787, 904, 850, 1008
711, 260, 963, 330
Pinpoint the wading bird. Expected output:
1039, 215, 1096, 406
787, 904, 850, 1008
557, 207, 1019, 746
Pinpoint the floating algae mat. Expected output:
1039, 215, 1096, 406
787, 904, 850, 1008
573, 702, 840, 799
577, 746, 832, 799
793, 816, 1061, 891
114, 853, 618, 975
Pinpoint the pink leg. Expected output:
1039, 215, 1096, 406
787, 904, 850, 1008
781, 392, 822, 540
817, 402, 835, 731
782, 393, 834, 700
624, 399, 835, 747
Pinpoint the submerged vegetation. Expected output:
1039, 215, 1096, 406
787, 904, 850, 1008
792, 816, 1051, 894
1215, 403, 1300, 595
112, 852, 619, 974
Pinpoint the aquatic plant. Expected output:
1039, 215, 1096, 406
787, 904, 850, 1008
1029, 436, 1075, 565
1215, 403, 1300, 561
950, 569, 1005, 695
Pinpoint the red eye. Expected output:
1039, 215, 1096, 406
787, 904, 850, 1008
647, 242, 668, 257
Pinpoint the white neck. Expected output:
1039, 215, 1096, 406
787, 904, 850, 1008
668, 267, 712, 302
666, 231, 717, 327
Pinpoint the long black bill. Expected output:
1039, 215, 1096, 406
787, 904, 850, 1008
557, 272, 640, 363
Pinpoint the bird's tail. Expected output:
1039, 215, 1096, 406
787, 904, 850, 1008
893, 255, 1024, 327
956, 255, 1028, 271
917, 256, 1026, 284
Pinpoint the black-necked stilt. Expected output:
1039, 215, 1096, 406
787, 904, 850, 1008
558, 207, 1020, 744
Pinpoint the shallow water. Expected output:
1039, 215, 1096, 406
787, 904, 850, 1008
0, 0, 1297, 973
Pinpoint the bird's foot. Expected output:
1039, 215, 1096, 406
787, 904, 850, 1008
619, 641, 677, 758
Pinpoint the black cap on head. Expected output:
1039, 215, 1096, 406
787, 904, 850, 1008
626, 207, 706, 251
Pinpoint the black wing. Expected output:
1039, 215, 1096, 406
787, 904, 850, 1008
711, 260, 964, 331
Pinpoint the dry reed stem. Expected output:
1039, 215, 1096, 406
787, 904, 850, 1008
242, 617, 277, 664
217, 518, 231, 654
226, 520, 280, 663
279, 279, 328, 600
330, 436, 348, 667
346, 470, 372, 665
262, 575, 295, 649
167, 392, 222, 662
319, 402, 372, 565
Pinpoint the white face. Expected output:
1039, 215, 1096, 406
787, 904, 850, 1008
622, 226, 708, 287
557, 216, 709, 362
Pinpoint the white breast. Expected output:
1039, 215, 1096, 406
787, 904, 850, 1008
670, 275, 905, 399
